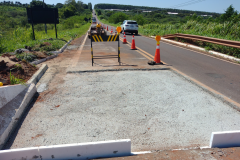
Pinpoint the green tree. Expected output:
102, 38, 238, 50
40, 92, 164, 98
133, 15, 145, 25
225, 5, 235, 19
196, 16, 203, 22
109, 12, 128, 24
88, 3, 92, 11
55, 3, 64, 8
63, 4, 76, 18
30, 0, 47, 8
220, 5, 237, 21
65, 0, 77, 6
76, 1, 84, 13
82, 4, 88, 9
191, 13, 197, 20
97, 9, 102, 15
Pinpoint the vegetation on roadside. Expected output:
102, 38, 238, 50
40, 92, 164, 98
95, 4, 240, 58
0, 0, 92, 54
9, 69, 26, 85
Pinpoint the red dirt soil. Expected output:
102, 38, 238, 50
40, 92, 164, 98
0, 54, 38, 85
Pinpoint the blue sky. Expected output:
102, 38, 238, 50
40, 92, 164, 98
2, 0, 240, 13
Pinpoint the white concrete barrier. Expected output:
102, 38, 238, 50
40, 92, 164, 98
27, 64, 48, 84
0, 64, 48, 109
0, 84, 28, 109
210, 131, 240, 148
0, 83, 37, 149
0, 139, 131, 160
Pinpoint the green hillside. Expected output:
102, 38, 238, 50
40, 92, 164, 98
0, 1, 92, 54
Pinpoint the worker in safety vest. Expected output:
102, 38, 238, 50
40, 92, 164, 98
96, 23, 101, 35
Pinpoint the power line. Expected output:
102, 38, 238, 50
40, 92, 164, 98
168, 0, 203, 8
168, 0, 207, 9
168, 0, 199, 8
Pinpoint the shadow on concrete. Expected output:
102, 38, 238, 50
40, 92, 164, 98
123, 33, 141, 36
94, 62, 138, 67
2, 93, 39, 150
0, 87, 29, 138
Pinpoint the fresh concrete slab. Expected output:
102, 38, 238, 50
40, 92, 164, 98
6, 70, 240, 151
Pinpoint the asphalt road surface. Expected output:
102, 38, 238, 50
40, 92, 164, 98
94, 13, 240, 104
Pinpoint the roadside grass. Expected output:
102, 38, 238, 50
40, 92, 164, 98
139, 21, 240, 41
1, 23, 91, 54
96, 16, 119, 28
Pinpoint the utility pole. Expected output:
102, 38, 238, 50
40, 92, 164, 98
43, 0, 47, 34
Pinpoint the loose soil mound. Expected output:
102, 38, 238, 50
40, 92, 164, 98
0, 54, 38, 85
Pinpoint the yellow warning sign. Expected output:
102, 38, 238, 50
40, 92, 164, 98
91, 35, 119, 42
155, 35, 161, 42
116, 26, 122, 34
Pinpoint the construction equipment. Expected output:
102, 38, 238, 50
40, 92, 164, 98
88, 23, 107, 39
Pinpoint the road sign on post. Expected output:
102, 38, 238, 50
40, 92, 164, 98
116, 26, 122, 63
26, 8, 59, 40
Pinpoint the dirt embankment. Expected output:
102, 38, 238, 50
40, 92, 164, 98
0, 54, 38, 85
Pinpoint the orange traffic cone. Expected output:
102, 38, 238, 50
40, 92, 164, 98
123, 32, 127, 44
154, 43, 161, 64
111, 27, 113, 34
107, 26, 108, 31
131, 35, 136, 50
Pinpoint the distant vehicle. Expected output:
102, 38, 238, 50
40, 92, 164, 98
92, 19, 97, 25
121, 20, 138, 35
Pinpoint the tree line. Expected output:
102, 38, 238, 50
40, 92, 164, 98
94, 3, 221, 17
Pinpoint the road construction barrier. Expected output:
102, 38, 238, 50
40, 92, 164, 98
111, 27, 113, 34
154, 35, 162, 64
90, 27, 121, 66
131, 35, 136, 50
123, 32, 127, 44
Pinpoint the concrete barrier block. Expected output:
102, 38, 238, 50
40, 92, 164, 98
38, 139, 131, 160
27, 64, 48, 84
0, 147, 40, 160
210, 131, 240, 148
0, 83, 37, 149
0, 84, 27, 109
0, 139, 131, 160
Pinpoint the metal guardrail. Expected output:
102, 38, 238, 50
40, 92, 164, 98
163, 33, 240, 49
